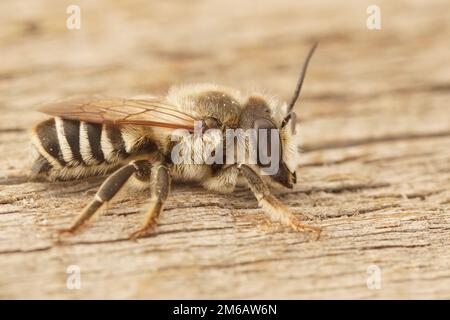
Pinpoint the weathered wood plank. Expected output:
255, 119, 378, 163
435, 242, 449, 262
0, 0, 449, 299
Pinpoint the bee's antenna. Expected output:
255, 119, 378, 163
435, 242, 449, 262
286, 42, 318, 114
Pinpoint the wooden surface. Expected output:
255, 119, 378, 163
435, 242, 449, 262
1, 0, 450, 299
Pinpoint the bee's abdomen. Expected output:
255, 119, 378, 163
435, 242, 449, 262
31, 117, 130, 178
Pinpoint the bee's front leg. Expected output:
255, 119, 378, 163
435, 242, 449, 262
128, 164, 171, 240
239, 164, 321, 239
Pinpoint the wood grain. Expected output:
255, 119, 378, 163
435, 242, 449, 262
0, 0, 449, 299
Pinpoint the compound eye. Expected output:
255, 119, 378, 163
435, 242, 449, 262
253, 118, 280, 167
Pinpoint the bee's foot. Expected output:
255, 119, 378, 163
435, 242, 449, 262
128, 227, 156, 241
290, 220, 322, 240
56, 228, 76, 237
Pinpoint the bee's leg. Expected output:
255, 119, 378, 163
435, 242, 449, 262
58, 160, 152, 236
30, 155, 53, 181
128, 165, 170, 240
240, 164, 321, 239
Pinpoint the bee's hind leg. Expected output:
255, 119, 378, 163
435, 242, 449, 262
58, 160, 153, 237
128, 164, 170, 240
240, 164, 321, 239
30, 155, 53, 181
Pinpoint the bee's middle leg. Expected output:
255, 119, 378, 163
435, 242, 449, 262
58, 160, 153, 236
129, 164, 170, 240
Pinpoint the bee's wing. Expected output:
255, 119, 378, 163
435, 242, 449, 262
38, 97, 198, 131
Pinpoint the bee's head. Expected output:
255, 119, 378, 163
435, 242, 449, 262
237, 43, 317, 189
238, 96, 297, 189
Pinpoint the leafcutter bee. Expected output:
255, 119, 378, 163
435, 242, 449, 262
30, 44, 320, 240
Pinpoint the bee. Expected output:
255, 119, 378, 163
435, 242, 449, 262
30, 43, 321, 240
